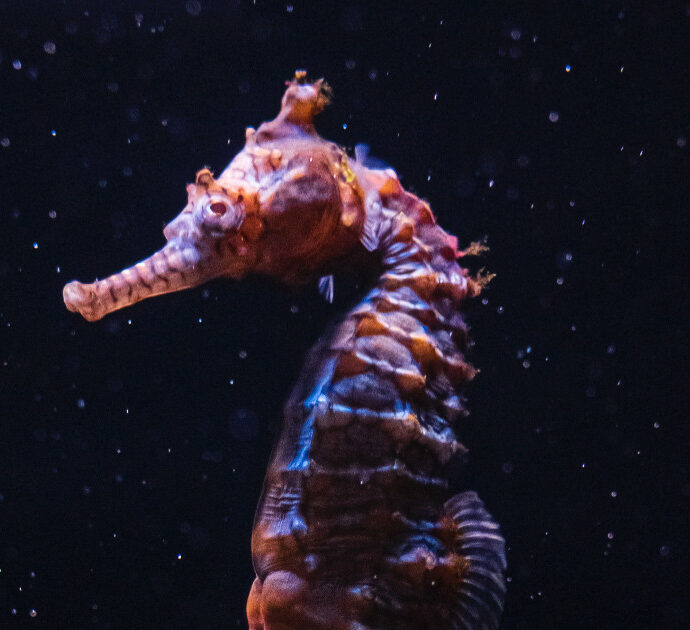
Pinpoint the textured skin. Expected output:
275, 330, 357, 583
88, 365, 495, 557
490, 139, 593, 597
63, 72, 506, 629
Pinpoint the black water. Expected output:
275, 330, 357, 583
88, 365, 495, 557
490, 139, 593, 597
1, 2, 687, 628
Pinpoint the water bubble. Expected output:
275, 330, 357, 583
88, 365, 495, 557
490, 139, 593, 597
43, 41, 56, 54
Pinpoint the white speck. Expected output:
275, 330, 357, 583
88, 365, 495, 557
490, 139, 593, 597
197, 317, 203, 323
548, 111, 559, 123
238, 350, 248, 359
488, 179, 494, 188
526, 346, 532, 353
43, 41, 56, 54
620, 66, 624, 73
639, 149, 644, 156
607, 532, 614, 540
611, 490, 617, 498
29, 609, 37, 618
13, 59, 22, 70
77, 398, 85, 409
569, 200, 575, 207
659, 545, 670, 557
1, 137, 10, 148
481, 297, 489, 305
607, 344, 616, 354
510, 28, 521, 41
56, 266, 61, 273
342, 123, 348, 130
653, 421, 660, 429
228, 378, 234, 385
433, 93, 438, 101
522, 360, 530, 368
556, 277, 564, 285
49, 209, 57, 219
496, 305, 504, 314
581, 218, 586, 225
134, 12, 143, 27
286, 4, 294, 12
581, 462, 586, 468
177, 553, 183, 559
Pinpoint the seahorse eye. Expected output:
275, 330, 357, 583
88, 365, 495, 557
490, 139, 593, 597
210, 201, 227, 215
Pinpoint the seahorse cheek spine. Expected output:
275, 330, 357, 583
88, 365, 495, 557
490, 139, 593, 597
62, 72, 506, 630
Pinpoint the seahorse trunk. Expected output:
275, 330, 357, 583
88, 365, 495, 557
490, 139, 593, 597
250, 217, 506, 629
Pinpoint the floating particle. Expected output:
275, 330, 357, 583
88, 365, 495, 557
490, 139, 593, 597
48, 209, 57, 219
496, 306, 504, 314
51, 130, 56, 136
1, 137, 10, 148
77, 398, 85, 408
286, 4, 294, 12
13, 59, 22, 70
610, 490, 617, 497
33, 242, 38, 249
677, 136, 687, 148
185, 0, 202, 16
548, 111, 560, 123
565, 65, 571, 72
517, 154, 529, 167
510, 28, 521, 41
43, 41, 56, 54
29, 609, 37, 618
653, 421, 660, 429
607, 532, 614, 540
238, 349, 248, 359
368, 68, 378, 81
607, 344, 615, 354
107, 81, 119, 93
659, 545, 670, 557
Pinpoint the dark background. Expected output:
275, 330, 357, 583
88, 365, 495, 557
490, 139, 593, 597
1, 1, 687, 628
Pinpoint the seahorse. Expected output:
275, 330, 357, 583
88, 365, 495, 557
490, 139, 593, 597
63, 71, 506, 629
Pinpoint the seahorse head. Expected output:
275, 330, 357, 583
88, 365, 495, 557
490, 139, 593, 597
63, 72, 390, 321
